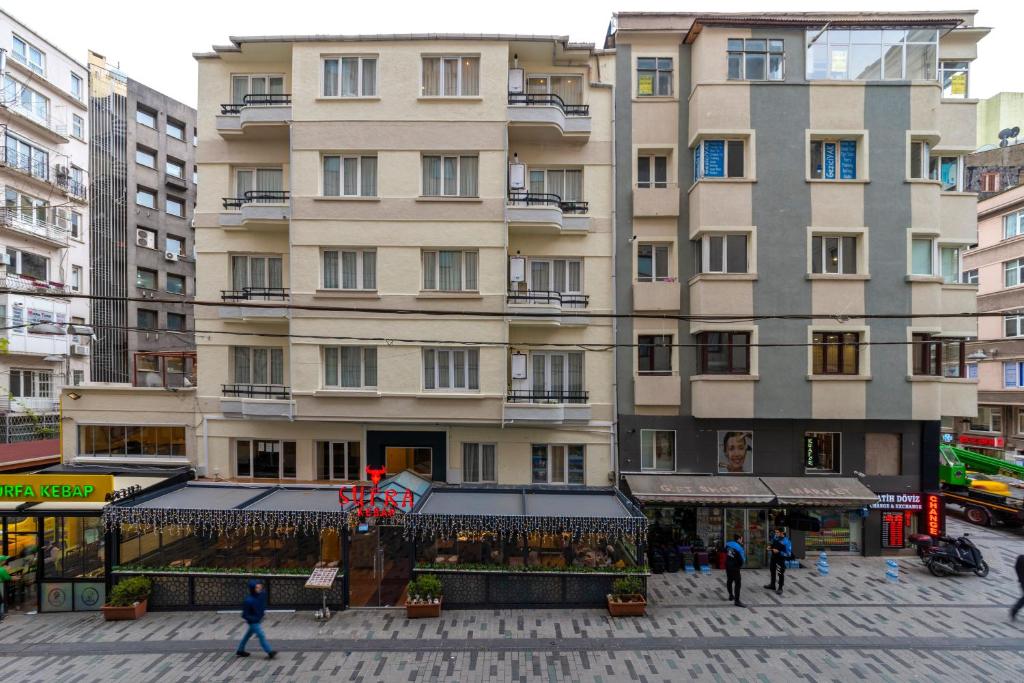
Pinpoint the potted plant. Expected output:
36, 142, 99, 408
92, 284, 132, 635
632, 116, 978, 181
607, 575, 647, 617
405, 574, 442, 618
101, 576, 152, 621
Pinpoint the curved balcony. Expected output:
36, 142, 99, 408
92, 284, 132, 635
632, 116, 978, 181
216, 94, 292, 138
506, 192, 590, 235
505, 290, 589, 326
219, 191, 290, 229
507, 93, 591, 142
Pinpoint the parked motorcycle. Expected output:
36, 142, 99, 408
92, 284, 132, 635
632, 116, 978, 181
916, 533, 989, 578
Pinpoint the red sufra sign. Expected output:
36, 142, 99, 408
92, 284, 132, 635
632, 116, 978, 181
338, 467, 414, 517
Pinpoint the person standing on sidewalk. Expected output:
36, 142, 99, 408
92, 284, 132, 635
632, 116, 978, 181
724, 534, 746, 607
1011, 554, 1024, 621
765, 528, 792, 595
236, 579, 276, 659
0, 555, 10, 622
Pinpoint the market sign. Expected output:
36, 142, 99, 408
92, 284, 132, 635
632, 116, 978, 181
871, 493, 923, 511
804, 436, 819, 469
338, 466, 414, 518
0, 474, 114, 503
959, 434, 1004, 448
924, 492, 945, 537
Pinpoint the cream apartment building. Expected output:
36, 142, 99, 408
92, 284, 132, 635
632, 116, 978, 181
0, 10, 90, 451
60, 34, 616, 487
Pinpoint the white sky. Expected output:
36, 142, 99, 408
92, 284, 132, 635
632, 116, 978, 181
4, 0, 1016, 108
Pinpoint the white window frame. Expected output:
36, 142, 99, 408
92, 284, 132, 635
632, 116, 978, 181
929, 154, 963, 191
71, 210, 83, 239
910, 237, 936, 276
811, 234, 858, 275
230, 74, 286, 103
165, 158, 185, 179
804, 431, 842, 474
531, 444, 585, 485
1005, 259, 1024, 288
72, 114, 84, 140
727, 38, 785, 81
234, 439, 296, 479
423, 347, 479, 391
321, 249, 376, 290
71, 265, 82, 292
323, 346, 377, 389
1004, 210, 1024, 240
640, 429, 676, 471
321, 56, 378, 97
526, 167, 584, 201
909, 140, 930, 180
5, 133, 49, 180
12, 35, 45, 75
939, 60, 969, 98
523, 257, 583, 294
231, 254, 283, 290
136, 187, 156, 209
231, 346, 285, 386
637, 154, 669, 188
462, 443, 497, 483
962, 268, 978, 285
636, 57, 673, 96
524, 351, 586, 395
135, 107, 156, 129
421, 55, 480, 97
1005, 312, 1024, 338
166, 118, 185, 141
805, 28, 938, 82
10, 369, 52, 398
637, 242, 671, 282
421, 155, 478, 197
321, 155, 377, 197
70, 73, 83, 100
697, 233, 749, 274
422, 250, 478, 291
970, 406, 1002, 433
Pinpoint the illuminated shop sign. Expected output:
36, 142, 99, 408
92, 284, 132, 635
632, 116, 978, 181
871, 493, 923, 511
958, 434, 1004, 448
0, 475, 114, 503
924, 492, 944, 537
338, 466, 414, 518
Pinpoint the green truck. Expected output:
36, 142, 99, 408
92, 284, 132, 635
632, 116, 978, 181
939, 444, 1024, 527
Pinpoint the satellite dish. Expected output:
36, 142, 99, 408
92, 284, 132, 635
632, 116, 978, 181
999, 128, 1015, 140
1013, 127, 1021, 138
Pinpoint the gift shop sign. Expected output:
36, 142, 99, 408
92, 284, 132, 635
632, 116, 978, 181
338, 467, 414, 518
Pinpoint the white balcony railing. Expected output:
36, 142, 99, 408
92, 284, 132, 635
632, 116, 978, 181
0, 207, 70, 246
0, 274, 70, 296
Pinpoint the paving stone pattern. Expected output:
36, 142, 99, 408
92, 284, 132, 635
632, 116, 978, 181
1, 515, 1023, 682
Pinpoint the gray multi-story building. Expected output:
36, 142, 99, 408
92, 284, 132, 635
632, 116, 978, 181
88, 52, 196, 385
609, 11, 986, 559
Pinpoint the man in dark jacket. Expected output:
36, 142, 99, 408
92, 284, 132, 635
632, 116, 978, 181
724, 534, 746, 607
1011, 555, 1024, 621
236, 579, 276, 658
765, 528, 792, 594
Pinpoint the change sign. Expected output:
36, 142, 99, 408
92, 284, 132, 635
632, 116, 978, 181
0, 474, 114, 503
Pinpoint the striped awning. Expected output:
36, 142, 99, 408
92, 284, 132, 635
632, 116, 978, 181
624, 475, 775, 505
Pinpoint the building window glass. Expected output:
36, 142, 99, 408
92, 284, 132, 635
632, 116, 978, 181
728, 38, 784, 81
166, 313, 186, 331
6, 246, 49, 280
1004, 361, 1024, 389
636, 57, 672, 96
1005, 259, 1024, 288
421, 155, 478, 197
166, 119, 185, 141
166, 235, 185, 256
72, 114, 84, 139
136, 107, 156, 128
137, 309, 158, 330
231, 255, 283, 290
322, 56, 377, 97
640, 430, 675, 471
4, 76, 49, 124
969, 406, 1002, 433
136, 268, 157, 290
695, 234, 748, 274
423, 348, 479, 390
939, 61, 969, 98
1004, 210, 1024, 240
698, 332, 750, 375
316, 441, 362, 480
231, 74, 285, 104
811, 235, 857, 274
10, 369, 51, 398
71, 73, 83, 99
1006, 312, 1024, 338
812, 332, 860, 375
637, 243, 670, 282
637, 155, 668, 188
166, 273, 186, 295
638, 335, 672, 375
929, 155, 962, 191
136, 187, 156, 209
232, 347, 285, 386
12, 35, 45, 75
78, 425, 186, 456
166, 158, 185, 179
462, 443, 497, 483
136, 147, 156, 168
909, 140, 930, 179
322, 155, 377, 197
422, 250, 478, 291
421, 56, 480, 96
804, 432, 841, 473
531, 444, 584, 485
806, 28, 937, 81
981, 172, 1001, 193
962, 269, 978, 285
166, 196, 184, 217
694, 139, 745, 180
809, 139, 858, 180
323, 346, 377, 388
5, 134, 49, 180
911, 238, 934, 276
71, 265, 82, 292
235, 440, 297, 479
322, 249, 376, 290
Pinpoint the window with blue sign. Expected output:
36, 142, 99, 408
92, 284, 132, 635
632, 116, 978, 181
810, 139, 857, 180
929, 155, 962, 191
694, 139, 744, 180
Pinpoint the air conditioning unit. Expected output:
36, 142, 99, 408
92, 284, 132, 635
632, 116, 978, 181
164, 251, 179, 262
136, 230, 155, 249
0, 253, 11, 266
71, 344, 90, 356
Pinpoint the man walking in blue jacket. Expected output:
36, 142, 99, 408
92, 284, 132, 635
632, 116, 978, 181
724, 534, 746, 607
236, 579, 276, 658
765, 528, 793, 595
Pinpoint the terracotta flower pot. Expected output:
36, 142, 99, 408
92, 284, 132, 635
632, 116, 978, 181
607, 594, 647, 617
101, 599, 148, 621
405, 598, 442, 619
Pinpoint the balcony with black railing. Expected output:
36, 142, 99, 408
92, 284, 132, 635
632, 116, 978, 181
221, 383, 294, 419
219, 191, 291, 228
216, 94, 292, 137
220, 287, 289, 302
506, 192, 590, 234
222, 384, 291, 399
506, 389, 589, 404
506, 289, 589, 326
219, 287, 290, 321
507, 92, 592, 140
504, 388, 592, 423
0, 147, 88, 201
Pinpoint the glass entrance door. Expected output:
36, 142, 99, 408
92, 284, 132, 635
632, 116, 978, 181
347, 521, 412, 607
724, 509, 768, 569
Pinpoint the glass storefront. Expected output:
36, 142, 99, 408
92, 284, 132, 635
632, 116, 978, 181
0, 516, 39, 612
414, 531, 639, 571
803, 509, 863, 553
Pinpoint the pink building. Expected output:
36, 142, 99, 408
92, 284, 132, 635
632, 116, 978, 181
960, 183, 1024, 456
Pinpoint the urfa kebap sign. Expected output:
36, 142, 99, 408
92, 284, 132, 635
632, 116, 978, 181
0, 474, 114, 503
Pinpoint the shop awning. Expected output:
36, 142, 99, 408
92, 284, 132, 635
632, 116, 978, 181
407, 486, 647, 540
760, 477, 879, 507
623, 474, 776, 505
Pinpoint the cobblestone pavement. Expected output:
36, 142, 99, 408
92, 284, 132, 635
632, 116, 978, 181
1, 515, 1023, 682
